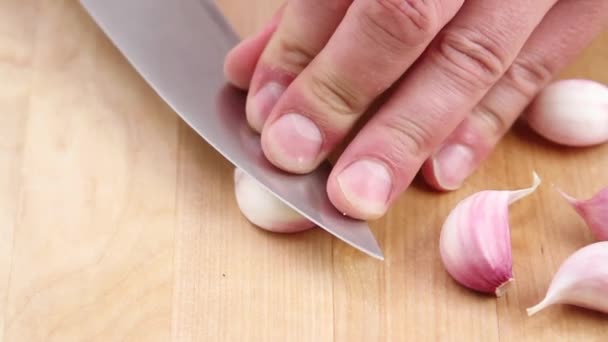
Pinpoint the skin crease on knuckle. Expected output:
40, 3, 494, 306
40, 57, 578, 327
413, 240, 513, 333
433, 27, 511, 91
308, 69, 367, 118
253, 0, 355, 79
300, 0, 450, 129
503, 55, 557, 99
263, 1, 350, 75
379, 114, 438, 163
472, 102, 509, 137
274, 37, 318, 76
356, 0, 440, 53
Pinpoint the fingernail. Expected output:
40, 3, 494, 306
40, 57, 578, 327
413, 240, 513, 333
264, 113, 322, 172
433, 144, 475, 190
337, 159, 392, 218
247, 82, 286, 131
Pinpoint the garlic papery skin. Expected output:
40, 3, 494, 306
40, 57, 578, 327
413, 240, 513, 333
557, 187, 608, 241
439, 172, 541, 296
525, 79, 608, 147
527, 241, 608, 316
233, 168, 315, 233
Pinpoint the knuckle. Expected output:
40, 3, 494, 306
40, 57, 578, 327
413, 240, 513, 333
472, 103, 509, 136
275, 37, 317, 73
379, 115, 436, 160
358, 0, 438, 52
309, 71, 365, 116
435, 28, 510, 90
503, 56, 555, 98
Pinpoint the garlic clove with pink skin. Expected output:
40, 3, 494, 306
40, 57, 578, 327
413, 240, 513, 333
556, 187, 608, 241
440, 172, 541, 296
527, 241, 608, 316
525, 79, 608, 147
233, 168, 315, 233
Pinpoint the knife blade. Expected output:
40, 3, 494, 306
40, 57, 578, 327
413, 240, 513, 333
79, 0, 384, 260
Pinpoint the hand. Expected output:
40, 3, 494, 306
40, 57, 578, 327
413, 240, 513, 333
224, 0, 608, 220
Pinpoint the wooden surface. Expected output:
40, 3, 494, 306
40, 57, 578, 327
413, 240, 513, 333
1, 1, 607, 341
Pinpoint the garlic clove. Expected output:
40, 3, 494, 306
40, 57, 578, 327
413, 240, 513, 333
440, 172, 541, 296
525, 79, 608, 147
233, 168, 315, 233
556, 187, 608, 241
527, 241, 608, 316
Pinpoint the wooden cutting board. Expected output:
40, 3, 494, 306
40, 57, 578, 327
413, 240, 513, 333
1, 1, 606, 341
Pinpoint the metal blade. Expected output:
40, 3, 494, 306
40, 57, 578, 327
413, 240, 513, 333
79, 0, 384, 260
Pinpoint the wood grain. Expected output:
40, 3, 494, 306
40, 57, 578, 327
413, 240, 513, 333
1, 0, 607, 341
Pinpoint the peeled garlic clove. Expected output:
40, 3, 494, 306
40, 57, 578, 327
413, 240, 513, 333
233, 168, 315, 233
525, 79, 608, 147
527, 241, 608, 316
440, 172, 542, 296
557, 187, 608, 241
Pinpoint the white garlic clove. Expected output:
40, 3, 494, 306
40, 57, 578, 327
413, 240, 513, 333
556, 187, 608, 241
525, 79, 608, 147
233, 168, 315, 233
527, 241, 608, 316
440, 172, 541, 296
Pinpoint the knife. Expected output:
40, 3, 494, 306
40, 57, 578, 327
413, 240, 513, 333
79, 0, 384, 260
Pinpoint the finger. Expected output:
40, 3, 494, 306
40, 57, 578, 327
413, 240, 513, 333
327, 0, 558, 219
246, 0, 353, 132
261, 0, 464, 173
422, 0, 608, 191
223, 4, 286, 90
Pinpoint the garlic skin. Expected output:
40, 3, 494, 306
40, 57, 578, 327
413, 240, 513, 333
557, 187, 608, 241
527, 241, 608, 316
233, 168, 315, 233
439, 173, 541, 296
525, 79, 608, 147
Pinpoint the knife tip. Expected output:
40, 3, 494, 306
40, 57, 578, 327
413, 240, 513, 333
368, 250, 385, 261
353, 242, 385, 261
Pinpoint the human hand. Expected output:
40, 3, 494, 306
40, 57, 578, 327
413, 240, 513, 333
224, 0, 608, 220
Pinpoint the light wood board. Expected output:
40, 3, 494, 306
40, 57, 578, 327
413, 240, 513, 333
1, 1, 607, 341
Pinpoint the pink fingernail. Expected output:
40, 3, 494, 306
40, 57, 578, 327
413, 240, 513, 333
433, 144, 475, 190
264, 113, 322, 173
337, 159, 392, 218
247, 82, 285, 131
